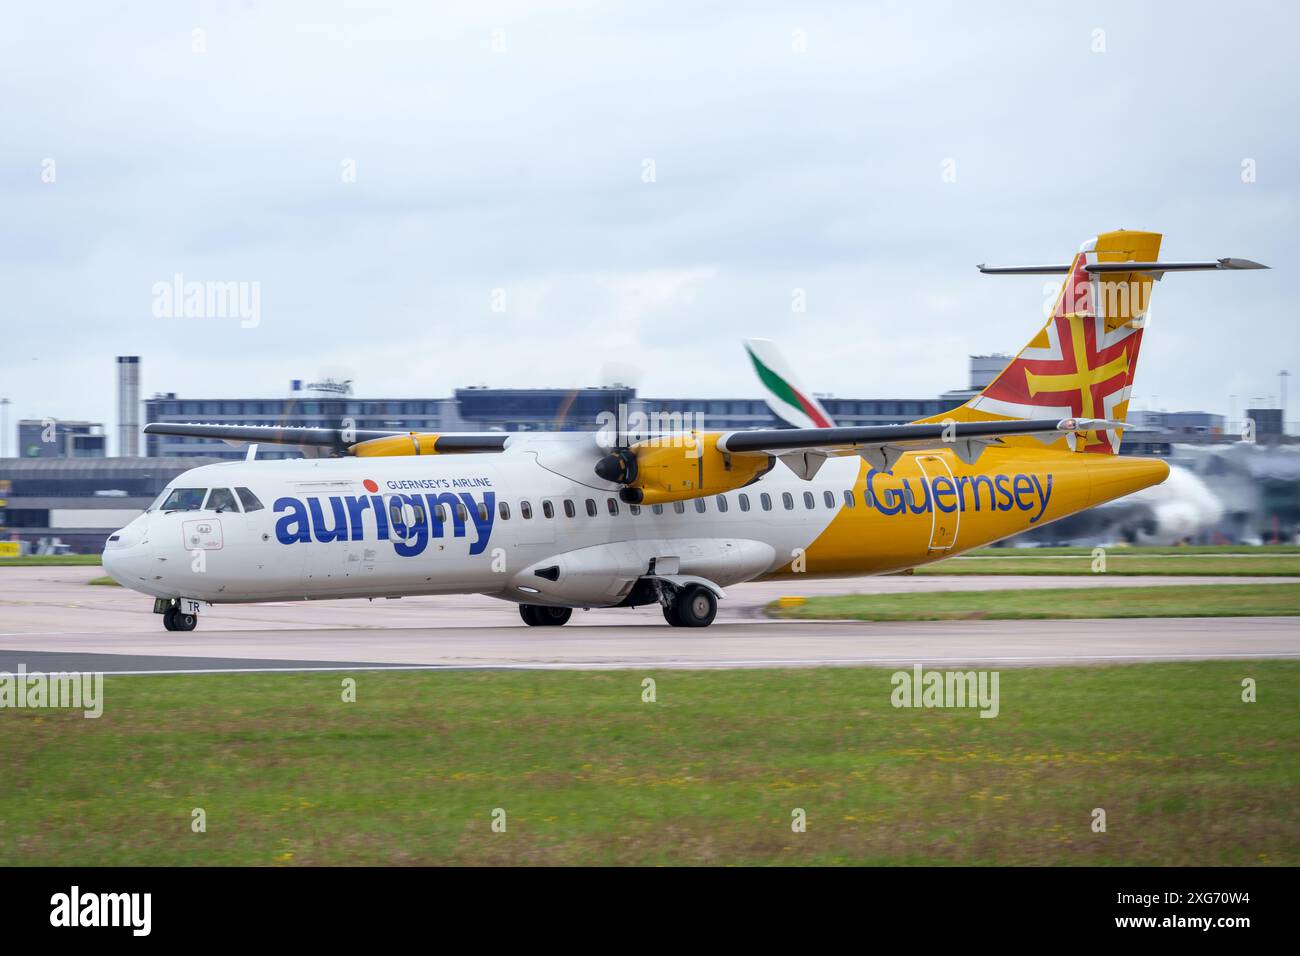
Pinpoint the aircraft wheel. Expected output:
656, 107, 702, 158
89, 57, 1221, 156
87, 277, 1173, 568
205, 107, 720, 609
666, 585, 717, 628
520, 604, 571, 627
164, 606, 197, 632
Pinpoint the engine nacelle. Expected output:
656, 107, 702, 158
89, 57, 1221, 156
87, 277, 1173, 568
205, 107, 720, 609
351, 433, 442, 457
593, 433, 772, 505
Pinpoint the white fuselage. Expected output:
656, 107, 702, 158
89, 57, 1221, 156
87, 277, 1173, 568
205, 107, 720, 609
102, 435, 858, 608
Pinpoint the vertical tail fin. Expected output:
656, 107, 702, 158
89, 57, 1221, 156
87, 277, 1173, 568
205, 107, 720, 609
744, 339, 837, 429
939, 230, 1162, 454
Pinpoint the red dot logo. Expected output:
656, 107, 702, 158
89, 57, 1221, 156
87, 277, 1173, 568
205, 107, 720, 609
363, 479, 379, 493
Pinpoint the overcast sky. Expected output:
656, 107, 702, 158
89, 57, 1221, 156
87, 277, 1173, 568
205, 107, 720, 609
1, 1, 1296, 448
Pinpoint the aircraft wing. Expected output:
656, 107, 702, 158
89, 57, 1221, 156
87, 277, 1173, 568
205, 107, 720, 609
715, 417, 1119, 477
142, 422, 510, 455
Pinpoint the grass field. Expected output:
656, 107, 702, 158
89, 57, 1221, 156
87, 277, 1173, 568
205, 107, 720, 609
769, 583, 1300, 621
0, 555, 102, 567
0, 662, 1295, 865
918, 554, 1300, 576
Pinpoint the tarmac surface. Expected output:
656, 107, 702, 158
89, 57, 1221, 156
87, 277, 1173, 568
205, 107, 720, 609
0, 567, 1296, 673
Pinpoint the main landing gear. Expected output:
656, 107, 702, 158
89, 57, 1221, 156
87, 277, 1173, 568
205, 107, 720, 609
519, 604, 572, 627
662, 583, 717, 628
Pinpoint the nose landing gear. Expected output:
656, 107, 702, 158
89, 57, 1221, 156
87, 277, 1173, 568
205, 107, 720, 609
155, 598, 200, 632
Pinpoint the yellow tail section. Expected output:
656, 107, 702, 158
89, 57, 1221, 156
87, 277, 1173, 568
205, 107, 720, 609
924, 230, 1161, 454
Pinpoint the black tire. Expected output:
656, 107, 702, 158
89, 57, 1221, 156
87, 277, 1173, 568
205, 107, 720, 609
667, 585, 717, 628
164, 606, 197, 632
520, 604, 571, 627
538, 606, 572, 626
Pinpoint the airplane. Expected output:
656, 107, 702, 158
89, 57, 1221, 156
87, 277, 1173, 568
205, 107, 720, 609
103, 230, 1266, 631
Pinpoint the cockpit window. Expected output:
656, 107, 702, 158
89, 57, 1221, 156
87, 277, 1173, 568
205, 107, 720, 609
236, 487, 265, 512
146, 489, 169, 512
205, 488, 240, 513
161, 488, 206, 511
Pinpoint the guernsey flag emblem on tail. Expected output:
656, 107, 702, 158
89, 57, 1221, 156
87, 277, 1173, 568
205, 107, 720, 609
953, 230, 1163, 454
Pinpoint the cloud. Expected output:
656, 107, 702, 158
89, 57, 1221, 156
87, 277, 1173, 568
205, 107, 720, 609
0, 0, 1295, 439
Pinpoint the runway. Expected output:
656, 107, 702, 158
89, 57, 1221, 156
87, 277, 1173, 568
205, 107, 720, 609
0, 567, 1296, 673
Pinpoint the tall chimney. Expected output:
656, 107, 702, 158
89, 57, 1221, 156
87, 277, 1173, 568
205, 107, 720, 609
117, 355, 140, 457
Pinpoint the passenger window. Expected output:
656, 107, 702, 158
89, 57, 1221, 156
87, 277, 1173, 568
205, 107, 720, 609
863, 486, 875, 508
716, 495, 729, 513
543, 500, 555, 519
738, 493, 750, 512
843, 489, 856, 509
162, 488, 206, 511
435, 504, 447, 523
694, 498, 707, 514
586, 499, 598, 517
782, 492, 794, 510
804, 492, 815, 510
824, 490, 835, 508
205, 488, 240, 513
673, 500, 685, 514
499, 501, 511, 520
607, 498, 619, 516
761, 493, 772, 511
630, 504, 641, 516
477, 502, 488, 522
390, 502, 403, 526
652, 504, 664, 515
904, 485, 916, 508
236, 487, 264, 512
520, 500, 533, 519
413, 505, 426, 523
563, 499, 576, 518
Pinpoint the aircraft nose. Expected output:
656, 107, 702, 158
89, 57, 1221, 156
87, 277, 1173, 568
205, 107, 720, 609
102, 521, 148, 586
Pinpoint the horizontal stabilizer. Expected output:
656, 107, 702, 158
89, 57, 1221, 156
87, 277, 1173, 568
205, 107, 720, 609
978, 258, 1268, 277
